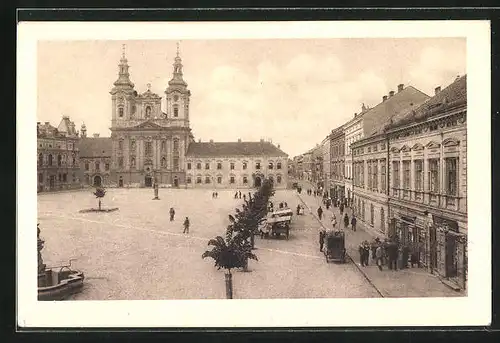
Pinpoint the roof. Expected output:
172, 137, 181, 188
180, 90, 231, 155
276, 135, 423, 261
363, 85, 431, 137
78, 137, 112, 157
186, 141, 288, 158
384, 75, 467, 132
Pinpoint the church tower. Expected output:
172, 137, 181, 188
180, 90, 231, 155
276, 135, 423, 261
110, 45, 137, 126
165, 43, 191, 125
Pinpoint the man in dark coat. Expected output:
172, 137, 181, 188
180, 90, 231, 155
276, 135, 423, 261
351, 215, 357, 231
169, 207, 175, 221
387, 241, 398, 270
319, 230, 326, 252
343, 213, 349, 229
183, 217, 190, 234
317, 206, 323, 220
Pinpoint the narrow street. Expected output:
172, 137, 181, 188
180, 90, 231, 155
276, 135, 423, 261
295, 181, 461, 297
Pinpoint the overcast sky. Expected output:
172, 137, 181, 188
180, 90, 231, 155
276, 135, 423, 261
37, 38, 465, 157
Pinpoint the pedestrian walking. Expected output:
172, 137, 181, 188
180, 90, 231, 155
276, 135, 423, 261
339, 203, 344, 216
215, 192, 218, 198
351, 215, 357, 231
296, 204, 301, 215
362, 241, 370, 266
239, 191, 242, 199
183, 217, 190, 234
387, 241, 398, 270
343, 213, 349, 229
358, 243, 365, 266
319, 229, 326, 252
169, 207, 175, 221
375, 245, 383, 271
234, 191, 238, 199
317, 206, 323, 220
331, 214, 337, 230
243, 194, 246, 201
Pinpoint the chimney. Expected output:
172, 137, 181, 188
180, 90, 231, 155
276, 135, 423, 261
238, 138, 241, 143
382, 96, 388, 102
209, 139, 214, 143
354, 112, 358, 117
435, 86, 441, 95
398, 84, 404, 93
198, 139, 201, 143
93, 133, 100, 138
45, 121, 49, 125
277, 144, 280, 149
389, 91, 395, 97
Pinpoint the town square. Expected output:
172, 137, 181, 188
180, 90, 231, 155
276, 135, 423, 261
33, 34, 470, 301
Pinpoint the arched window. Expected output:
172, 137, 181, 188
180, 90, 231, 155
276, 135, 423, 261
161, 140, 166, 151
145, 106, 151, 119
131, 157, 136, 168
38, 153, 43, 166
161, 157, 166, 168
85, 162, 89, 171
173, 105, 179, 117
118, 140, 124, 151
118, 107, 124, 118
95, 161, 100, 171
173, 138, 179, 152
173, 156, 179, 171
277, 162, 282, 170
277, 175, 282, 184
57, 154, 62, 166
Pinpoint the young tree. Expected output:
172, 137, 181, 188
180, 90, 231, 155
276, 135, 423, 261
93, 187, 106, 211
37, 223, 46, 275
202, 225, 257, 299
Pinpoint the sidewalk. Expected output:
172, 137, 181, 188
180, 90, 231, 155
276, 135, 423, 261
296, 181, 462, 298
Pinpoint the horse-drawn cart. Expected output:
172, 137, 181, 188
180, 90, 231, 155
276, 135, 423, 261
324, 230, 346, 263
260, 208, 293, 239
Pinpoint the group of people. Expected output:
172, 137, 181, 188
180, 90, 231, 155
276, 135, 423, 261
316, 206, 357, 231
358, 237, 414, 271
168, 207, 190, 234
211, 192, 219, 198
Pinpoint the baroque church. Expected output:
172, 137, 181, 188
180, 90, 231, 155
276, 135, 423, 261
77, 45, 288, 189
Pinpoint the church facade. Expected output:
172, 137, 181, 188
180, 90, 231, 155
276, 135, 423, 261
75, 46, 287, 189
108, 47, 194, 188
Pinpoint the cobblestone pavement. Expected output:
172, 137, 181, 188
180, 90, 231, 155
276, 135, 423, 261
37, 188, 380, 300
296, 181, 463, 298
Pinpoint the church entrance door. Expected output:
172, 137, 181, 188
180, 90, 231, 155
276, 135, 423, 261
254, 176, 262, 188
145, 176, 152, 187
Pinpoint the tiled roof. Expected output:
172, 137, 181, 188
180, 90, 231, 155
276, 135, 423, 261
78, 137, 112, 157
364, 86, 431, 137
383, 75, 467, 132
186, 141, 288, 158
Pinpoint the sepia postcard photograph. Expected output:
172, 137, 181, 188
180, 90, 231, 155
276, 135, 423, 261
17, 20, 491, 328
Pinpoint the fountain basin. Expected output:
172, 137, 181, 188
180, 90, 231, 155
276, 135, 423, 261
38, 266, 85, 301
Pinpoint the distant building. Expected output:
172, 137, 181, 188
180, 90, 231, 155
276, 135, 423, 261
330, 126, 345, 200
37, 116, 80, 192
78, 129, 113, 187
185, 140, 288, 189
320, 135, 331, 191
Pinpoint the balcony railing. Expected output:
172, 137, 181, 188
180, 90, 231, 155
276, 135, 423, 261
390, 188, 463, 212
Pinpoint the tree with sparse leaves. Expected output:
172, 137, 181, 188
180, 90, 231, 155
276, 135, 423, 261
93, 187, 106, 211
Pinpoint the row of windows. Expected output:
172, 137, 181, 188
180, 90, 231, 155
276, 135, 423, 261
85, 162, 110, 171
38, 153, 77, 167
114, 156, 180, 171
353, 142, 386, 156
38, 172, 77, 183
186, 161, 283, 171
187, 174, 283, 185
392, 158, 457, 196
352, 157, 458, 197
118, 105, 180, 119
118, 139, 180, 153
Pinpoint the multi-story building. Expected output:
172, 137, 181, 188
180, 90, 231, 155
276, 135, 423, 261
344, 104, 370, 204
294, 155, 304, 180
185, 139, 288, 189
37, 116, 81, 192
330, 126, 345, 200
386, 75, 467, 290
78, 126, 113, 187
321, 135, 331, 192
302, 150, 313, 182
351, 84, 430, 235
311, 144, 323, 186
75, 46, 288, 189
